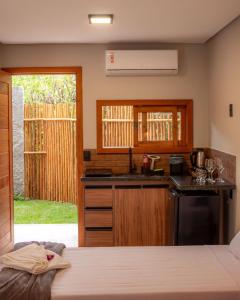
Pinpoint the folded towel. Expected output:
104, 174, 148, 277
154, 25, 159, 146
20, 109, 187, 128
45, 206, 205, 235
0, 243, 70, 275
0, 243, 48, 274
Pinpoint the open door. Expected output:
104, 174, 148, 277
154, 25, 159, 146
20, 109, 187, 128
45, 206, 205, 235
0, 70, 14, 254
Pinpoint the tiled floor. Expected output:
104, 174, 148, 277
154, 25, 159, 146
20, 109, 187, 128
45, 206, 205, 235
14, 224, 78, 247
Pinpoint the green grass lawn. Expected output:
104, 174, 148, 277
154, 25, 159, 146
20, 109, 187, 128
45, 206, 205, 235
14, 198, 78, 224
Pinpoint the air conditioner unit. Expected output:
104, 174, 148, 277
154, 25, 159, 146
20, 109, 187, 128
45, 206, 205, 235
105, 50, 178, 76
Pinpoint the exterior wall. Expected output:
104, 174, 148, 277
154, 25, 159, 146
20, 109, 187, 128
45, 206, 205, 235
1, 43, 209, 149
12, 87, 24, 195
207, 17, 240, 237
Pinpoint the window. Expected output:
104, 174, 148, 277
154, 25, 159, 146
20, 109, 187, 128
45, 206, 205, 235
97, 100, 193, 153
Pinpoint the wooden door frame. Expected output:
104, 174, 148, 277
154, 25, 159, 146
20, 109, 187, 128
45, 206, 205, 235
0, 70, 14, 253
3, 67, 84, 247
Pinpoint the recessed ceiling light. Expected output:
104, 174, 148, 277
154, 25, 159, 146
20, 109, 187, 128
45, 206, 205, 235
88, 14, 113, 24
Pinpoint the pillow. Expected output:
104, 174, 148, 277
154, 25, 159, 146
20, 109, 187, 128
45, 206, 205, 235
229, 231, 240, 259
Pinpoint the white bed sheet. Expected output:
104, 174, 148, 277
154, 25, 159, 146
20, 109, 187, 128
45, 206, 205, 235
51, 245, 240, 300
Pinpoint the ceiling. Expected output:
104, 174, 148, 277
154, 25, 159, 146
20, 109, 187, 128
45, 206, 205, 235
0, 0, 239, 44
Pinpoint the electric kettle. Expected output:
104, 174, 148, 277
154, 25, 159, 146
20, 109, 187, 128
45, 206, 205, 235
190, 149, 205, 168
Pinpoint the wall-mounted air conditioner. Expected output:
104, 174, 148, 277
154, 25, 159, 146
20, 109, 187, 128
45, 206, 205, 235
105, 50, 178, 76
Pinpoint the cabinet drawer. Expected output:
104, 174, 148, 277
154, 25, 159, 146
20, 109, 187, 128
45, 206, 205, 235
85, 230, 113, 247
85, 189, 113, 207
85, 210, 113, 227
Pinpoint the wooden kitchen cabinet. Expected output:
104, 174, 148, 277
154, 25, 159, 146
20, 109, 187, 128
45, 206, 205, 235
82, 181, 171, 247
114, 187, 170, 246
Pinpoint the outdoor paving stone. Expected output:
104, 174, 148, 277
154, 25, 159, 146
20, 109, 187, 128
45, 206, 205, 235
14, 224, 78, 247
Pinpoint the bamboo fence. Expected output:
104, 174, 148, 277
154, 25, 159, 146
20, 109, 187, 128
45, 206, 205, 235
102, 106, 180, 148
24, 103, 77, 204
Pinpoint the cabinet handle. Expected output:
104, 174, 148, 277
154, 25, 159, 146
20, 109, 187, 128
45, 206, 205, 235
115, 185, 142, 189
85, 185, 113, 189
85, 207, 112, 211
142, 184, 169, 189
85, 227, 112, 231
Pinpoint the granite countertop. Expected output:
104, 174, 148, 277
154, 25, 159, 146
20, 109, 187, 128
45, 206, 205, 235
81, 174, 169, 182
170, 176, 236, 191
81, 174, 236, 191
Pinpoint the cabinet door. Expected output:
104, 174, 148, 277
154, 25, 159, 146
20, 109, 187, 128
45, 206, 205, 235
142, 188, 170, 245
114, 188, 170, 246
114, 188, 143, 246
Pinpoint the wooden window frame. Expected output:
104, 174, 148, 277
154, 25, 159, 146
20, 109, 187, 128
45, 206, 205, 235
134, 106, 178, 147
97, 99, 193, 154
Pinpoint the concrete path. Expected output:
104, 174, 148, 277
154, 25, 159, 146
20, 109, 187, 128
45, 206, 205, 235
14, 224, 78, 247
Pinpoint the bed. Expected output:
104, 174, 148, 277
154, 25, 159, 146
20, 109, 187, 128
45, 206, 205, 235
50, 244, 240, 300
1, 240, 240, 300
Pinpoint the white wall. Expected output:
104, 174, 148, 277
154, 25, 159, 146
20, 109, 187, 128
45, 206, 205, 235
1, 43, 209, 149
207, 17, 240, 235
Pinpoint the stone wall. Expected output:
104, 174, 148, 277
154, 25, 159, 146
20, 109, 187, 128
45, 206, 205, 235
13, 87, 24, 195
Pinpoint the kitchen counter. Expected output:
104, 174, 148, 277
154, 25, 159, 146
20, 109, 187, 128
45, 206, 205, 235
81, 174, 236, 191
171, 175, 236, 191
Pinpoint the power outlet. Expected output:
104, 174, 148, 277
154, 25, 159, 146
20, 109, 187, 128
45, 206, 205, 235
229, 104, 233, 117
83, 150, 91, 161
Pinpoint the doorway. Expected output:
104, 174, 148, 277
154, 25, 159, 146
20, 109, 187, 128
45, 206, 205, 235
4, 67, 83, 247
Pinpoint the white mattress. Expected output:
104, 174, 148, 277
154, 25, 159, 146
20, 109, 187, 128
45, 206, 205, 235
51, 245, 240, 300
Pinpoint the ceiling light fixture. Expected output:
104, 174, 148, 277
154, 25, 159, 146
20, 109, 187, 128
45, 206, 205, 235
88, 14, 113, 24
